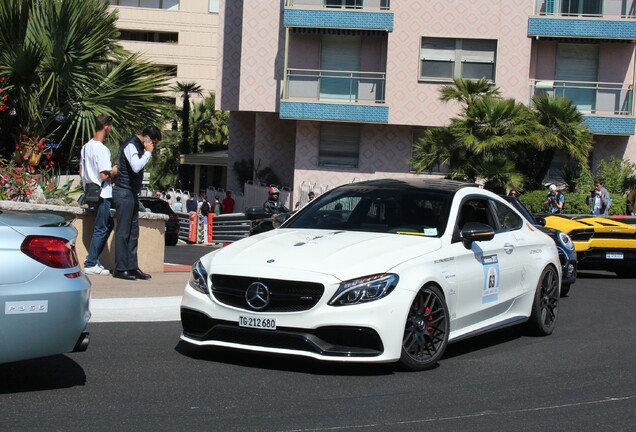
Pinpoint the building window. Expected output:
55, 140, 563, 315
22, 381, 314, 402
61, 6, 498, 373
419, 37, 497, 82
319, 124, 360, 168
110, 0, 179, 10
209, 0, 219, 13
119, 30, 178, 43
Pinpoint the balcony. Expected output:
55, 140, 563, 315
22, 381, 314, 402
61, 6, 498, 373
529, 0, 636, 39
284, 0, 393, 31
280, 68, 388, 123
534, 0, 635, 17
530, 79, 636, 135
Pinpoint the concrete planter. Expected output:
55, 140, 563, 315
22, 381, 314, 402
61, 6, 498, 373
0, 200, 167, 273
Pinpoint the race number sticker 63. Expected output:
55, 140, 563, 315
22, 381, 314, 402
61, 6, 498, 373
482, 254, 499, 304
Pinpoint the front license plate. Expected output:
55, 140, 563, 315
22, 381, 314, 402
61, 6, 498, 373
238, 315, 276, 330
606, 251, 624, 260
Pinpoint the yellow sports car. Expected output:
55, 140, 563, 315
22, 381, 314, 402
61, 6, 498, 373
544, 215, 636, 278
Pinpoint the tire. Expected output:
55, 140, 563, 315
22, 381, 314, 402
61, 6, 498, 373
399, 285, 449, 371
560, 284, 570, 297
526, 266, 559, 336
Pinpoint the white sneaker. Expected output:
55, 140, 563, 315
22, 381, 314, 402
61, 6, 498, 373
84, 265, 111, 276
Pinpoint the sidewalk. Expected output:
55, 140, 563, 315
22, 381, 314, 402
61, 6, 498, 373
88, 264, 191, 299
88, 265, 192, 322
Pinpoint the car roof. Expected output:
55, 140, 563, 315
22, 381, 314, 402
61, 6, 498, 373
336, 178, 477, 193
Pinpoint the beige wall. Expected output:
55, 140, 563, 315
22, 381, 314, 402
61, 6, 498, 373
75, 213, 166, 274
110, 0, 218, 100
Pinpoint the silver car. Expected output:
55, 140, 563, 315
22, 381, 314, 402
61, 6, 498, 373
0, 210, 91, 364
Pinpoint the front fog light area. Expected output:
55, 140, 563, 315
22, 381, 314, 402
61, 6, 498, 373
189, 260, 209, 294
329, 274, 398, 306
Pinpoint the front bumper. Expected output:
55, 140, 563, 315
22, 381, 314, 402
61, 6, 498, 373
180, 282, 412, 363
576, 248, 636, 271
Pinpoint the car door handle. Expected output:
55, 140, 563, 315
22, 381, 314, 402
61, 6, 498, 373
503, 243, 515, 254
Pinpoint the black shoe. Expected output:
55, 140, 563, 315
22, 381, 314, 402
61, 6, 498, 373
113, 270, 137, 281
132, 269, 152, 280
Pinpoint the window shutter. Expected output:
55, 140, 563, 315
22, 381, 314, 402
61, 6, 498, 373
420, 38, 455, 61
319, 125, 360, 168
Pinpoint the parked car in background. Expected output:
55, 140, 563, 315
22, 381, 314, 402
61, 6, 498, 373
0, 210, 90, 364
138, 196, 179, 246
543, 215, 636, 278
181, 179, 561, 371
503, 196, 577, 296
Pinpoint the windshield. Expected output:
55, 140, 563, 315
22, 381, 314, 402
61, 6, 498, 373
285, 186, 452, 237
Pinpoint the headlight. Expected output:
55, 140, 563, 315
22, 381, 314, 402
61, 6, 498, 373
558, 232, 574, 250
328, 274, 398, 306
188, 260, 209, 294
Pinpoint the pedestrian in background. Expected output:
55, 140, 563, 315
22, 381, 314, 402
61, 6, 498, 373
626, 178, 636, 215
199, 193, 210, 217
186, 194, 198, 213
213, 196, 223, 215
543, 185, 565, 214
586, 179, 610, 216
112, 126, 161, 281
172, 195, 183, 212
222, 190, 235, 213
80, 114, 116, 276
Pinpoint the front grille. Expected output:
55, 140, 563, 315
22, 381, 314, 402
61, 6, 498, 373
181, 309, 384, 357
211, 274, 324, 312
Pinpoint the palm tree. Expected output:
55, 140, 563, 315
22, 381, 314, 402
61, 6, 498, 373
190, 92, 229, 152
412, 79, 592, 192
412, 96, 535, 191
172, 81, 202, 153
172, 81, 202, 190
439, 77, 501, 107
0, 0, 171, 164
523, 93, 593, 190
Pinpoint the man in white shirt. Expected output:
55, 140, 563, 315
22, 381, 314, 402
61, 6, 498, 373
80, 114, 116, 275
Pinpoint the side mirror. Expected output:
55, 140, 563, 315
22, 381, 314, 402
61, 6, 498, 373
460, 222, 495, 249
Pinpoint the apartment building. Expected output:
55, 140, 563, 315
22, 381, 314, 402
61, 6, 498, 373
216, 0, 636, 202
108, 0, 220, 100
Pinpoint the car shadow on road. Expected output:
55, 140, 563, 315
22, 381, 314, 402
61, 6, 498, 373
174, 341, 396, 376
0, 355, 86, 394
443, 326, 523, 360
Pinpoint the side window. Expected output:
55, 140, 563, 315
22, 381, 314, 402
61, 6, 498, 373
492, 201, 522, 232
457, 199, 492, 230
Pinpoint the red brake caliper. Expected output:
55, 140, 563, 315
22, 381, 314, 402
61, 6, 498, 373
425, 306, 433, 332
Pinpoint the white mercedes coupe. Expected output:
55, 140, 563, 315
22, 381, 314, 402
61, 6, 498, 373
180, 179, 560, 371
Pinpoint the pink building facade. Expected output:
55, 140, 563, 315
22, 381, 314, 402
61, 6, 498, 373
217, 0, 636, 201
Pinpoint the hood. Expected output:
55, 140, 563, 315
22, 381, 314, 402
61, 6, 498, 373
210, 228, 442, 281
545, 215, 636, 234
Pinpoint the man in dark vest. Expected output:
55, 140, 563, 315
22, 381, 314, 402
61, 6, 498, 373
111, 126, 161, 280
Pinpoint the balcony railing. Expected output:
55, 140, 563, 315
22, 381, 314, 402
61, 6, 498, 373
284, 68, 386, 104
530, 80, 634, 115
534, 0, 636, 18
285, 0, 390, 10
